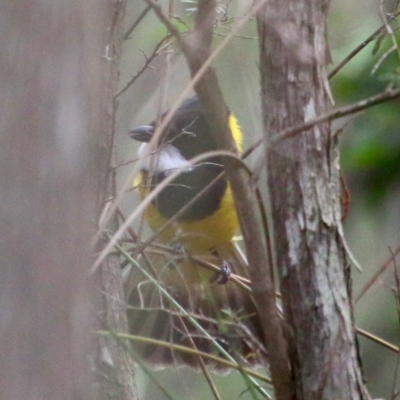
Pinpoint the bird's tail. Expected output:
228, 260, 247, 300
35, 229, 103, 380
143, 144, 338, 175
123, 240, 267, 371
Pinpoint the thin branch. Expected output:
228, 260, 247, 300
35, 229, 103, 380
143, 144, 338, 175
145, 0, 185, 45
328, 10, 400, 80
371, 44, 397, 76
271, 86, 400, 145
185, 327, 222, 400
243, 86, 400, 174
115, 36, 172, 99
127, 241, 253, 292
248, 86, 400, 178
380, 0, 400, 58
124, 5, 152, 40
96, 331, 273, 383
355, 244, 400, 303
356, 327, 399, 353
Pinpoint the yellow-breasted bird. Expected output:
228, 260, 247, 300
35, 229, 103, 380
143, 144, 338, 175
125, 96, 264, 370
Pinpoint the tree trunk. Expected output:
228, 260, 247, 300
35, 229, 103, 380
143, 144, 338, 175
257, 1, 371, 399
0, 1, 136, 399
90, 1, 138, 399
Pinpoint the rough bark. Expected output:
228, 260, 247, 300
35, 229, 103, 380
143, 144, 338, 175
94, 171, 138, 400
95, 243, 138, 400
91, 1, 138, 400
257, 1, 371, 399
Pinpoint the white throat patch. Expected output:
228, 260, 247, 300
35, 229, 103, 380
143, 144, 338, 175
138, 142, 193, 175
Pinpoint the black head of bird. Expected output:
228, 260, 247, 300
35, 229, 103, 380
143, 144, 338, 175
129, 96, 232, 223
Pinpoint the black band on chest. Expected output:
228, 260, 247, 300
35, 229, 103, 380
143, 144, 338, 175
151, 161, 227, 222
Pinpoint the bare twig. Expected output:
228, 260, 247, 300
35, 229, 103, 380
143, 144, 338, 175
248, 86, 400, 179
124, 5, 152, 40
328, 10, 400, 80
116, 36, 172, 99
380, 0, 400, 57
145, 0, 184, 45
356, 327, 399, 353
244, 85, 400, 172
355, 244, 400, 303
96, 331, 272, 383
127, 241, 253, 292
371, 44, 397, 76
271, 86, 400, 145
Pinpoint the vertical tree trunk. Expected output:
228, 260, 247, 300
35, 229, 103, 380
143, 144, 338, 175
91, 1, 138, 399
257, 1, 370, 399
0, 1, 135, 399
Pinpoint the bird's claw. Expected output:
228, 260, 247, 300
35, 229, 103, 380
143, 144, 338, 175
210, 261, 231, 285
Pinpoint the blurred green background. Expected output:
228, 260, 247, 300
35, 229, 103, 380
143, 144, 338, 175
116, 0, 400, 398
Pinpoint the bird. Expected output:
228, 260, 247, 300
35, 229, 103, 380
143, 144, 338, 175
124, 96, 265, 370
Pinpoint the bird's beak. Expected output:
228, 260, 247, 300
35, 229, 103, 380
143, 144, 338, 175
129, 125, 154, 142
